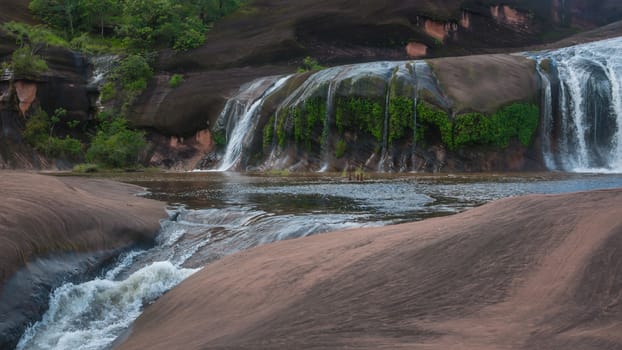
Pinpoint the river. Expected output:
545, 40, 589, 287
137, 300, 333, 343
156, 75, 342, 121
14, 171, 622, 350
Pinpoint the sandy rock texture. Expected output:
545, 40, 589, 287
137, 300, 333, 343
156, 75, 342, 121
0, 172, 165, 348
118, 189, 622, 350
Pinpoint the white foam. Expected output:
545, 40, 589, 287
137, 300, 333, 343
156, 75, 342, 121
16, 261, 198, 350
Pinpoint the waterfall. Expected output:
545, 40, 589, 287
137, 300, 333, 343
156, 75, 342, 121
209, 60, 448, 172
216, 75, 292, 171
536, 61, 556, 170
319, 81, 337, 172
533, 36, 622, 172
412, 93, 418, 171
377, 84, 392, 172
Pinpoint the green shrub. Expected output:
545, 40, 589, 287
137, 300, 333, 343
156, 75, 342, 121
115, 54, 152, 92
297, 56, 325, 73
86, 114, 145, 168
169, 74, 184, 88
22, 108, 83, 160
100, 82, 116, 102
9, 46, 48, 78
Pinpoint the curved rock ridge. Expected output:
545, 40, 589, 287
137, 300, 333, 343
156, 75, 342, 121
0, 172, 165, 348
117, 188, 622, 350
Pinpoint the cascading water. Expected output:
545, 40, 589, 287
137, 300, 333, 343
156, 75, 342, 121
211, 60, 443, 172
216, 75, 292, 171
532, 36, 622, 172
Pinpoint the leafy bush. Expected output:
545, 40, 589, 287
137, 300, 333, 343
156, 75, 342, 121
115, 54, 153, 92
22, 108, 83, 160
8, 46, 48, 78
86, 114, 146, 168
297, 57, 325, 73
169, 74, 184, 88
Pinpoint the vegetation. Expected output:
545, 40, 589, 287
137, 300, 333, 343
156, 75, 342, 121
335, 97, 384, 142
297, 56, 325, 73
26, 0, 245, 52
416, 102, 454, 147
452, 103, 539, 149
85, 113, 146, 168
388, 96, 414, 143
23, 108, 83, 160
5, 45, 49, 78
169, 74, 184, 88
335, 139, 347, 158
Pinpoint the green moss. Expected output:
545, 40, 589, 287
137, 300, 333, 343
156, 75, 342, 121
452, 103, 539, 149
417, 102, 453, 148
212, 131, 226, 146
168, 74, 184, 88
263, 115, 275, 151
335, 139, 347, 158
389, 96, 414, 143
335, 97, 384, 142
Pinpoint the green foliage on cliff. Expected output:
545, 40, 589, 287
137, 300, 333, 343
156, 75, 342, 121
452, 103, 539, 149
416, 102, 453, 147
389, 96, 414, 143
86, 113, 146, 168
23, 108, 83, 160
27, 0, 245, 52
8, 46, 49, 78
335, 97, 384, 142
263, 115, 275, 151
169, 74, 184, 88
297, 57, 325, 73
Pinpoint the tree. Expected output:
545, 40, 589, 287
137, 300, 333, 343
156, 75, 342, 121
29, 0, 85, 37
81, 0, 121, 37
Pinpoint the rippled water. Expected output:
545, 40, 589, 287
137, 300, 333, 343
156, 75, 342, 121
17, 172, 622, 349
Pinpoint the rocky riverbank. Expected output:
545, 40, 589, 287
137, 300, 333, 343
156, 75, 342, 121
0, 172, 164, 349
117, 188, 622, 350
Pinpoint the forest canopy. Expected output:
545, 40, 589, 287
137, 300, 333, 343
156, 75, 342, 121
27, 0, 244, 51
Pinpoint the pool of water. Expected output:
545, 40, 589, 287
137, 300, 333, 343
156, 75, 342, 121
17, 171, 622, 350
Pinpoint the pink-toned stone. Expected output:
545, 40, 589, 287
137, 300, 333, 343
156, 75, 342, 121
460, 11, 471, 29
14, 81, 37, 116
405, 42, 428, 58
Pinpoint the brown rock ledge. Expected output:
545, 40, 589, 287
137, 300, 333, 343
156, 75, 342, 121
117, 188, 622, 350
0, 172, 165, 287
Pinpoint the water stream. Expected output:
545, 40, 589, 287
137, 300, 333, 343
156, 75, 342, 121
531, 36, 622, 172
16, 172, 622, 350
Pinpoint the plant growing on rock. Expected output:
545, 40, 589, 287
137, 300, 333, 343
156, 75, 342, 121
86, 113, 146, 168
23, 108, 83, 160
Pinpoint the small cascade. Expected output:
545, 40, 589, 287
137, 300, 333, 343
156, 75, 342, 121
211, 60, 449, 172
319, 81, 338, 172
532, 36, 622, 172
216, 75, 292, 171
377, 84, 392, 172
412, 93, 418, 171
536, 61, 556, 170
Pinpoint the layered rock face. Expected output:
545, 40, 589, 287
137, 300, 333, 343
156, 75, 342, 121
0, 172, 164, 349
117, 188, 622, 350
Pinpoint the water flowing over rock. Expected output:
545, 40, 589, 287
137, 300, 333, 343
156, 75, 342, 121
533, 37, 622, 172
209, 61, 453, 172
